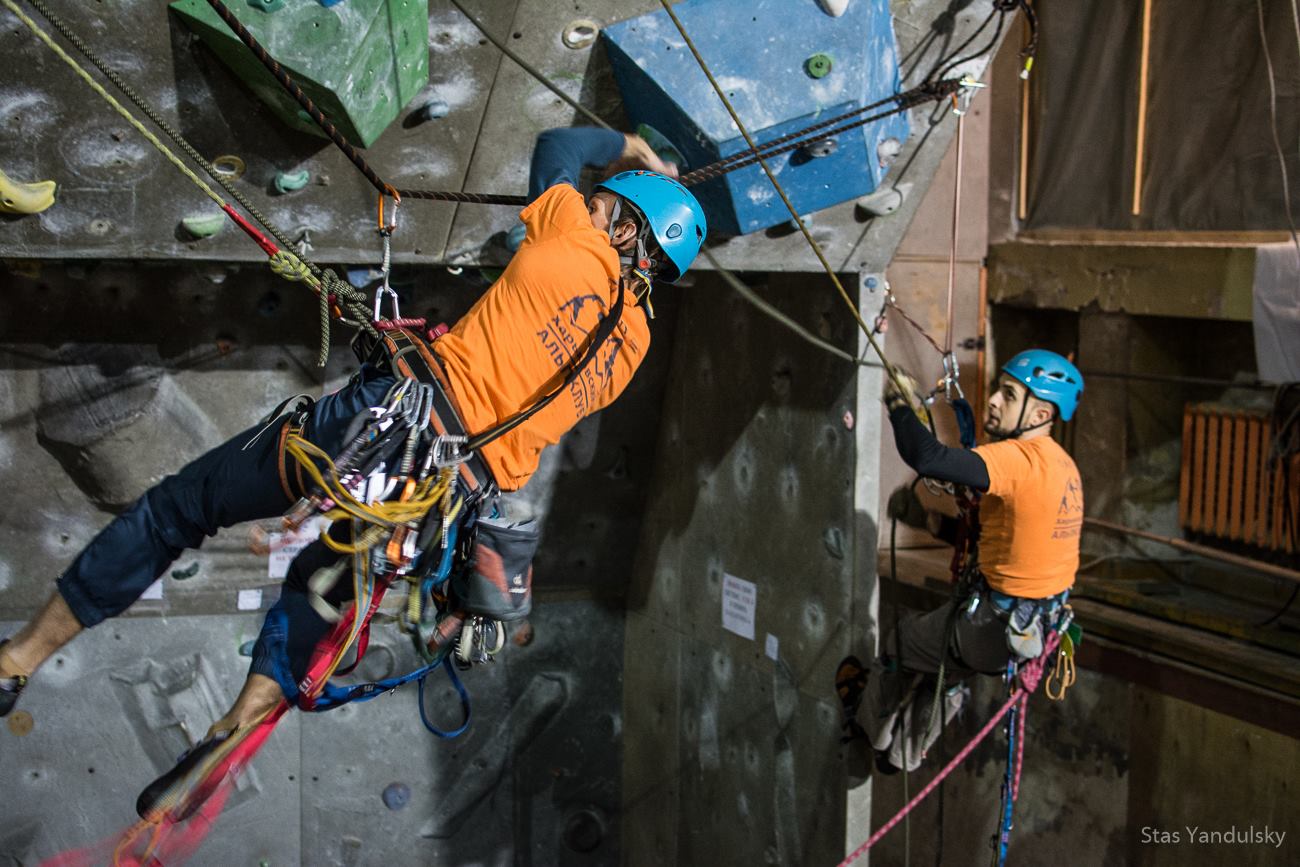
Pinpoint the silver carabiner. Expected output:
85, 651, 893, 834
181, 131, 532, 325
372, 229, 401, 322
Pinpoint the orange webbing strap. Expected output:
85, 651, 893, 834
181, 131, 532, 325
276, 414, 308, 501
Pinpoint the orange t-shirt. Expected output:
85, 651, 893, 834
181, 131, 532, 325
432, 184, 650, 491
971, 435, 1083, 598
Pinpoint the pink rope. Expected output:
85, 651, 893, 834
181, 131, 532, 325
837, 633, 1060, 867
1012, 693, 1028, 802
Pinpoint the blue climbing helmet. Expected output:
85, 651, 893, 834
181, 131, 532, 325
1001, 349, 1085, 421
594, 170, 707, 283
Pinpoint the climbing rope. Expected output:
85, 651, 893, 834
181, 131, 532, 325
203, 0, 963, 212
677, 79, 964, 187
200, 0, 527, 206
23, 0, 308, 273
447, 0, 613, 132
9, 0, 378, 364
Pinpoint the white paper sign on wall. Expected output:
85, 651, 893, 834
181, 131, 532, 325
721, 572, 757, 640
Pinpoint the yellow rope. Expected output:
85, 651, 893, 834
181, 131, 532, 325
655, 0, 917, 405
284, 437, 450, 526
3, 0, 228, 210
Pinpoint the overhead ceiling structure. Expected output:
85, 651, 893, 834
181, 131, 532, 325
0, 1, 1007, 864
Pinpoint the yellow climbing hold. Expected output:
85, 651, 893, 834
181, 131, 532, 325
0, 167, 57, 215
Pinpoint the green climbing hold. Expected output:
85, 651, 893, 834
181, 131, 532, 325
636, 123, 685, 167
274, 169, 311, 194
805, 53, 833, 79
181, 213, 225, 239
247, 0, 284, 12
171, 562, 201, 580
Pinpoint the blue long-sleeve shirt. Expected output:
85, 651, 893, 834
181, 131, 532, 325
528, 128, 626, 202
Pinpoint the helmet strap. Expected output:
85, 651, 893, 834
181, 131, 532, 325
606, 198, 622, 243
993, 397, 1054, 441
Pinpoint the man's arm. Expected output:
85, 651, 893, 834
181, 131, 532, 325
527, 128, 680, 202
888, 406, 991, 491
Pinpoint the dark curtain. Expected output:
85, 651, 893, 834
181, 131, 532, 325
1025, 0, 1300, 231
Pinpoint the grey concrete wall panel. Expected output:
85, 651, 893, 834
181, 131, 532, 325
623, 272, 861, 865
1, 599, 622, 865
298, 600, 624, 866
0, 0, 510, 264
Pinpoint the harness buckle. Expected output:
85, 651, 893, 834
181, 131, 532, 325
431, 434, 470, 468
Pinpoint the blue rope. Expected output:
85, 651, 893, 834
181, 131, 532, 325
418, 657, 472, 738
995, 659, 1018, 866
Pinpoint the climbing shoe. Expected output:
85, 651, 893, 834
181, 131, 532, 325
135, 729, 235, 822
835, 655, 868, 744
0, 639, 28, 718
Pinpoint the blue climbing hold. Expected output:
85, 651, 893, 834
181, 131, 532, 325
382, 782, 411, 810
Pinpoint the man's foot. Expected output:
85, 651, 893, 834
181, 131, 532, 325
136, 729, 235, 822
835, 655, 868, 744
0, 640, 29, 718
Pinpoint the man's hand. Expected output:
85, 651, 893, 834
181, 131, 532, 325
607, 134, 680, 179
884, 368, 931, 426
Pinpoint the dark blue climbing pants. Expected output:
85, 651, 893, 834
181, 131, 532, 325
56, 365, 397, 628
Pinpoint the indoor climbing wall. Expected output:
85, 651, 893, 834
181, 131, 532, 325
1, 0, 1002, 863
621, 272, 874, 866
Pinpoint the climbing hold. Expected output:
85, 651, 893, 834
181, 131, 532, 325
799, 138, 838, 159
0, 167, 57, 215
273, 169, 311, 194
181, 213, 225, 239
877, 136, 902, 168
239, 640, 256, 657
817, 0, 850, 15
6, 710, 34, 737
505, 223, 527, 253
562, 19, 601, 49
856, 182, 910, 217
804, 53, 834, 79
211, 154, 246, 180
823, 526, 845, 560
171, 562, 201, 580
410, 96, 450, 123
636, 123, 685, 168
247, 0, 284, 12
381, 782, 411, 811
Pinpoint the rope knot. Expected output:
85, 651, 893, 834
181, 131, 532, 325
269, 249, 312, 282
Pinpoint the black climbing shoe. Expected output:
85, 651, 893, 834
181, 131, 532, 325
835, 655, 868, 744
135, 729, 235, 822
0, 640, 28, 718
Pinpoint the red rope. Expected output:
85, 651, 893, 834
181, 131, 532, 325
220, 204, 278, 257
374, 318, 428, 331
837, 633, 1060, 866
